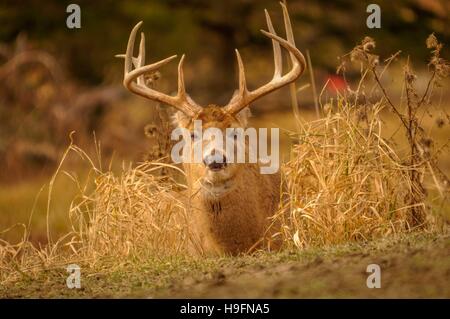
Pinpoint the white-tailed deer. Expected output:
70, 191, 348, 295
117, 3, 306, 255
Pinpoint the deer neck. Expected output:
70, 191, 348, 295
190, 165, 271, 255
189, 164, 263, 220
199, 176, 237, 198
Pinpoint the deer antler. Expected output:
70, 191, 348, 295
224, 2, 306, 115
116, 21, 202, 117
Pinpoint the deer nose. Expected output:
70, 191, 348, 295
203, 154, 227, 171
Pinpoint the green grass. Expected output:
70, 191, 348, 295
1, 232, 448, 298
0, 177, 77, 244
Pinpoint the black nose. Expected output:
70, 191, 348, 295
203, 154, 227, 170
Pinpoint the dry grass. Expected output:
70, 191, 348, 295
0, 141, 195, 284
274, 99, 446, 249
271, 34, 449, 249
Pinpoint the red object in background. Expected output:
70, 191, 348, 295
326, 75, 347, 93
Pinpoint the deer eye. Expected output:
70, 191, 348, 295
226, 129, 237, 140
228, 129, 241, 141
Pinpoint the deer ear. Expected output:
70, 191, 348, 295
236, 107, 252, 127
227, 89, 251, 126
172, 111, 191, 128
228, 89, 241, 105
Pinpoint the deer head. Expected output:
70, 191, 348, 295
117, 3, 306, 194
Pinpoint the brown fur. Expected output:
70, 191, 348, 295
174, 105, 281, 256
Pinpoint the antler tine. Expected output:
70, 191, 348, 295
265, 9, 282, 78
235, 49, 247, 96
124, 21, 141, 74
117, 22, 202, 117
225, 3, 306, 115
177, 54, 187, 98
136, 32, 146, 86
281, 2, 296, 62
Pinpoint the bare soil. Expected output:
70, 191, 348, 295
2, 234, 449, 298
152, 235, 450, 298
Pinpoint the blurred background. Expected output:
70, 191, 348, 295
0, 0, 449, 243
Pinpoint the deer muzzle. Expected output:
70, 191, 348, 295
203, 153, 227, 171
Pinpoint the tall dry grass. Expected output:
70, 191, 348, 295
275, 98, 445, 249
0, 141, 195, 284
272, 34, 449, 249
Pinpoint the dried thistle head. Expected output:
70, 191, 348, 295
350, 37, 379, 67
404, 63, 418, 85
426, 33, 439, 50
436, 117, 445, 128
361, 36, 376, 51
420, 137, 433, 149
426, 33, 450, 81
144, 123, 158, 138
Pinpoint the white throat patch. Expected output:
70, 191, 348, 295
200, 178, 235, 198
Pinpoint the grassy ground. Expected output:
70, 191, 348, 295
1, 232, 448, 298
